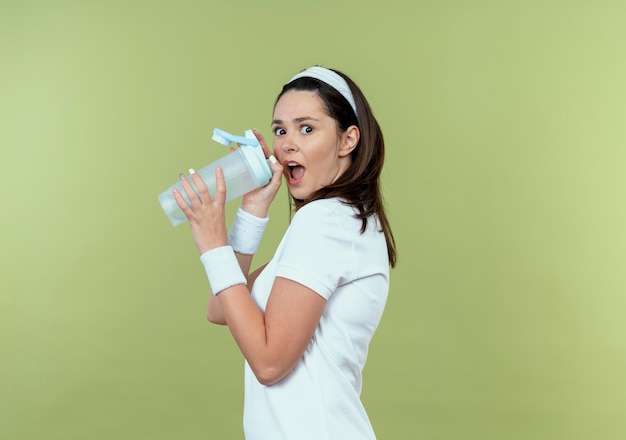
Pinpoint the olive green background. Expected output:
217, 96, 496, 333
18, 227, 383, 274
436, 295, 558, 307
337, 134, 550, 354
1, 0, 625, 439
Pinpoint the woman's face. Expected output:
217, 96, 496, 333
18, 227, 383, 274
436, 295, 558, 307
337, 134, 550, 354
271, 90, 354, 200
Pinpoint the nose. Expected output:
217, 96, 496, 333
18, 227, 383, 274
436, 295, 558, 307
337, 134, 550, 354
281, 132, 298, 153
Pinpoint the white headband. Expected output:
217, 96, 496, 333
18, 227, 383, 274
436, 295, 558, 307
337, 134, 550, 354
289, 66, 358, 119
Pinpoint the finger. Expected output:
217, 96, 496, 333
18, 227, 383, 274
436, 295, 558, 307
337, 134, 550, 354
267, 155, 284, 186
268, 154, 283, 175
214, 166, 227, 204
252, 129, 272, 158
188, 168, 212, 202
179, 173, 202, 208
172, 188, 194, 218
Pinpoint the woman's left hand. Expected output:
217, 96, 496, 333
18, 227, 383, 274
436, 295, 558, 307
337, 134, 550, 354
173, 167, 228, 255
239, 129, 283, 218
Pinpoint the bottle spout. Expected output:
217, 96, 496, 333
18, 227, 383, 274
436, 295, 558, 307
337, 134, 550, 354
212, 128, 260, 147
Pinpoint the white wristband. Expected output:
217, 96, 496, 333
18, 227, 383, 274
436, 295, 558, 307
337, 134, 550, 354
228, 207, 269, 255
200, 246, 247, 296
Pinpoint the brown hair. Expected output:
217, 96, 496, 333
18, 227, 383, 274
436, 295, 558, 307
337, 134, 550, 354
275, 68, 397, 267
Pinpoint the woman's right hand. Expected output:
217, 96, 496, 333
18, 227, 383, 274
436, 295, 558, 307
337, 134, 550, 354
238, 129, 283, 218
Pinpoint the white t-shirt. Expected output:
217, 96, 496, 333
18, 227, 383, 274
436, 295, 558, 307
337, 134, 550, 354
244, 198, 390, 440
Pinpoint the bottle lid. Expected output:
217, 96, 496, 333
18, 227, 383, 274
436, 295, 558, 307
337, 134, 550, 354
212, 127, 271, 186
240, 145, 272, 186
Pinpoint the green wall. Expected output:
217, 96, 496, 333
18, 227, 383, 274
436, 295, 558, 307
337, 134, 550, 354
1, 1, 625, 438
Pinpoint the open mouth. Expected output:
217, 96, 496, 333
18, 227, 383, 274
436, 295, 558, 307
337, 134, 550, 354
286, 161, 306, 184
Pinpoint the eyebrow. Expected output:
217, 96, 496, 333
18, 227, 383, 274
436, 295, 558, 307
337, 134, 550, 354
271, 116, 320, 125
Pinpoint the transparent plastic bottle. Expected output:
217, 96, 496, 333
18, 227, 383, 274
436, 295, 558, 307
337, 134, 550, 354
158, 129, 272, 227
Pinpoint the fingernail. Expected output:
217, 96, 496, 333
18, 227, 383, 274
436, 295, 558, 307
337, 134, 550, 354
179, 173, 185, 180
189, 168, 196, 174
269, 155, 277, 164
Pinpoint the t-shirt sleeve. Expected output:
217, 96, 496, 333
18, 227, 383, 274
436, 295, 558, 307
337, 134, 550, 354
274, 203, 355, 300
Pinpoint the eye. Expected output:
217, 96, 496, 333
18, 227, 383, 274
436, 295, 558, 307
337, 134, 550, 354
274, 127, 286, 136
300, 125, 313, 134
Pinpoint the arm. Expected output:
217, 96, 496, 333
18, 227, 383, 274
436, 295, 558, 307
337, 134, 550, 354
185, 190, 324, 383
205, 197, 272, 325
216, 277, 326, 385
206, 262, 267, 325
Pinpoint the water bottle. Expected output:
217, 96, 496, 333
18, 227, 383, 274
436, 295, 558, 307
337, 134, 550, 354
158, 128, 272, 227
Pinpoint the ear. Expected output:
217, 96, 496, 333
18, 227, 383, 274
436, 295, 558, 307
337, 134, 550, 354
338, 125, 360, 157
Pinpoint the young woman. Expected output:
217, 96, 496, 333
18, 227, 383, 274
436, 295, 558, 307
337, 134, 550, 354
174, 66, 396, 439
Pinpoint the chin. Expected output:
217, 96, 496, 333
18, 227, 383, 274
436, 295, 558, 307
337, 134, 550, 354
289, 188, 312, 201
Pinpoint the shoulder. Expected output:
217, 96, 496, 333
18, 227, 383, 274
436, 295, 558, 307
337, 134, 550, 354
292, 198, 357, 229
281, 199, 360, 263
293, 199, 383, 240
276, 199, 358, 298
